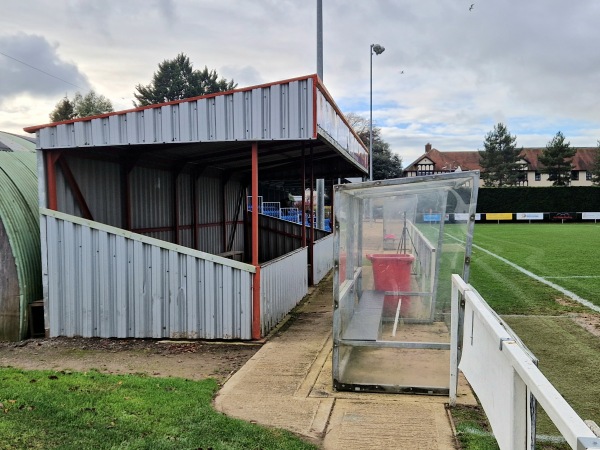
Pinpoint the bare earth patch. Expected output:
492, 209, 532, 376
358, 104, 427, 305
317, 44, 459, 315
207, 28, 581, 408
0, 337, 261, 383
555, 296, 584, 308
554, 297, 600, 338
572, 314, 600, 338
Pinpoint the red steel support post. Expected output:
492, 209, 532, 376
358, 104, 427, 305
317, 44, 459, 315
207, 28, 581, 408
45, 151, 59, 210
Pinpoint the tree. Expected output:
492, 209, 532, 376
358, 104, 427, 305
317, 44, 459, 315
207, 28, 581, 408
49, 96, 75, 122
49, 90, 113, 122
591, 141, 600, 186
133, 53, 237, 106
478, 123, 523, 187
539, 131, 576, 186
346, 113, 403, 180
72, 91, 113, 118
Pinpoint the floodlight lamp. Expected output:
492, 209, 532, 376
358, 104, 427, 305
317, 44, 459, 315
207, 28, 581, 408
372, 44, 385, 55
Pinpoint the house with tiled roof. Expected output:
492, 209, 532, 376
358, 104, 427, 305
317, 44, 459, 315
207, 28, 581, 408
403, 143, 598, 186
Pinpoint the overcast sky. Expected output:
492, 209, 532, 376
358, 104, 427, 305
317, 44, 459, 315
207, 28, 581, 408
2, 0, 600, 165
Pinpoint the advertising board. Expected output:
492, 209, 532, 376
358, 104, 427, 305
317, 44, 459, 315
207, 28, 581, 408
516, 213, 544, 221
486, 213, 512, 221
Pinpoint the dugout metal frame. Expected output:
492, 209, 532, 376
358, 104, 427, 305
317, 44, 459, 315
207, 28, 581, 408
332, 171, 479, 395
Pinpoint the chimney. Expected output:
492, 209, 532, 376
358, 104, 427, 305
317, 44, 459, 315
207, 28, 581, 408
425, 143, 432, 153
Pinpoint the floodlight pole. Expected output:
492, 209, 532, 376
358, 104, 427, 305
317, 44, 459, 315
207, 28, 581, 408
317, 0, 323, 80
316, 0, 325, 229
369, 43, 385, 182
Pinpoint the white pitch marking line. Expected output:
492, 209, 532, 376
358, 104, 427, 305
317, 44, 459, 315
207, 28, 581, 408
544, 276, 600, 279
471, 243, 600, 314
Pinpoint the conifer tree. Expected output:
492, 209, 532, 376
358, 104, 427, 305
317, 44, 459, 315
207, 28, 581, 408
478, 123, 523, 187
591, 141, 600, 186
539, 131, 576, 186
134, 53, 236, 106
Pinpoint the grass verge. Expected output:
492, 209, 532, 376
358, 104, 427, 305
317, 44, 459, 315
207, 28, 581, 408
0, 367, 316, 450
451, 403, 573, 450
451, 404, 499, 450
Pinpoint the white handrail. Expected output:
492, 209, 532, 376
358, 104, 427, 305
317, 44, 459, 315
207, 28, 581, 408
451, 274, 599, 450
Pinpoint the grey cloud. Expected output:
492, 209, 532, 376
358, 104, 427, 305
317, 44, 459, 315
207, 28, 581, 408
64, 0, 178, 41
220, 65, 264, 88
157, 0, 177, 27
0, 33, 90, 100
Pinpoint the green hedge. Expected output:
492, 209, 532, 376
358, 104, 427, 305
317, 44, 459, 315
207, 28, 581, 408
477, 186, 600, 212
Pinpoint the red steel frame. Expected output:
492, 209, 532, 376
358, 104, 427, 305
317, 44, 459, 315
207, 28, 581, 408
45, 151, 59, 210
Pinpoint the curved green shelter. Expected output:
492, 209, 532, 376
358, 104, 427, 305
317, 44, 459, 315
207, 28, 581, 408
0, 131, 42, 340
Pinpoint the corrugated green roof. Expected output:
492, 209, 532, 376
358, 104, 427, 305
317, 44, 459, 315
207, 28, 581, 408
0, 151, 42, 339
0, 131, 36, 153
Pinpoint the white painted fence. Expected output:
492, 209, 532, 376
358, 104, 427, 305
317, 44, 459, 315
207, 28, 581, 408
450, 274, 600, 450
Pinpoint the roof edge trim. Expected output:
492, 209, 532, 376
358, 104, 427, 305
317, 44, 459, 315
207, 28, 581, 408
25, 74, 320, 134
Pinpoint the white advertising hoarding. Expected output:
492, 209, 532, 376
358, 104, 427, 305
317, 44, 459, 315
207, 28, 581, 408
582, 212, 600, 220
454, 213, 481, 221
516, 213, 544, 221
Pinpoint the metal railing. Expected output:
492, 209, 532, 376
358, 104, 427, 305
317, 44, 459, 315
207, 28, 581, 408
407, 221, 436, 299
450, 274, 600, 450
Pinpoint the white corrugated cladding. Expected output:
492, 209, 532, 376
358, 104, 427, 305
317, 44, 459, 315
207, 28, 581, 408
130, 166, 174, 231
53, 157, 123, 227
196, 175, 223, 255
41, 208, 254, 340
260, 247, 308, 335
313, 234, 333, 284
177, 173, 193, 247
37, 79, 314, 149
68, 158, 122, 226
224, 180, 246, 252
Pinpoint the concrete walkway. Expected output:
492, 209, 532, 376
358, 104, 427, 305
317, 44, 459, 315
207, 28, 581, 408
215, 275, 476, 449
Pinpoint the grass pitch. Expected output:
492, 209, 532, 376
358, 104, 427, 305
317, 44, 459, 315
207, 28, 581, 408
454, 223, 600, 449
505, 316, 600, 436
471, 223, 600, 309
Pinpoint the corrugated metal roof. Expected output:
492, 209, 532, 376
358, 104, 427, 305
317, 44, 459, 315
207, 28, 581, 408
26, 76, 317, 145
0, 151, 42, 339
0, 131, 36, 153
24, 74, 369, 179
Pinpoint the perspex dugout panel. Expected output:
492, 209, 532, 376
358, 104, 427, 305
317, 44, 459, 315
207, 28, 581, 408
333, 172, 479, 395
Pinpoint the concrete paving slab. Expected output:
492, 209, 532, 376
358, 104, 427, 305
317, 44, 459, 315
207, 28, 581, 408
323, 399, 456, 450
214, 274, 476, 448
